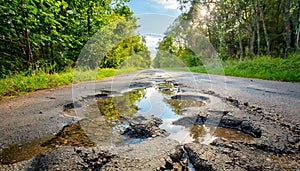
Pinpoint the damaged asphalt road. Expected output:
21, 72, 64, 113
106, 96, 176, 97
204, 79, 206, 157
0, 69, 299, 170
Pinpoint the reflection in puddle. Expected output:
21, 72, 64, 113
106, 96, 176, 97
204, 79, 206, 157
135, 86, 252, 144
190, 125, 253, 144
97, 88, 145, 118
136, 87, 186, 142
95, 84, 253, 144
0, 82, 253, 165
0, 137, 51, 164
136, 87, 202, 143
164, 98, 204, 115
0, 123, 94, 164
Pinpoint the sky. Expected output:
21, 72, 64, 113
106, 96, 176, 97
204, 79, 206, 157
127, 0, 181, 17
127, 0, 182, 58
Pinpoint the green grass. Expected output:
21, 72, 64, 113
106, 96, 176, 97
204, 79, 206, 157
0, 67, 138, 98
170, 53, 300, 82
222, 55, 300, 82
1, 53, 299, 98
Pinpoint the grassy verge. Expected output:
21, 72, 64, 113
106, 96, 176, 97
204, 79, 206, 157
222, 55, 300, 82
1, 54, 299, 98
0, 67, 138, 98
173, 53, 300, 82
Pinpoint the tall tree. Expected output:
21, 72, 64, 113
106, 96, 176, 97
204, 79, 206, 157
259, 1, 270, 54
284, 0, 292, 50
176, 0, 298, 57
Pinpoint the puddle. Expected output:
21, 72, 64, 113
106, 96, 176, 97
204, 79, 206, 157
1, 81, 254, 165
156, 82, 178, 95
133, 86, 250, 144
93, 82, 253, 144
164, 98, 204, 115
41, 123, 95, 148
97, 88, 145, 118
0, 137, 52, 164
189, 125, 253, 144
135, 86, 202, 143
0, 123, 94, 164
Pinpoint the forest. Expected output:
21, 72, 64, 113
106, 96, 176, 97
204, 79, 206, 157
155, 0, 300, 69
0, 0, 151, 77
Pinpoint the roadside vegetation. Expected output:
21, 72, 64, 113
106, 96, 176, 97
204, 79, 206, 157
189, 53, 300, 82
0, 0, 151, 98
154, 0, 300, 82
0, 68, 138, 97
160, 52, 300, 82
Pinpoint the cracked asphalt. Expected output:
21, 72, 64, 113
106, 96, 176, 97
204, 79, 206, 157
0, 69, 299, 170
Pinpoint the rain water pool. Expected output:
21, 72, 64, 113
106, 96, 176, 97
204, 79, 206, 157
0, 82, 252, 165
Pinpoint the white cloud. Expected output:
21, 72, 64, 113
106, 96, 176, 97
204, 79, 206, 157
144, 35, 163, 58
155, 0, 181, 10
145, 35, 161, 48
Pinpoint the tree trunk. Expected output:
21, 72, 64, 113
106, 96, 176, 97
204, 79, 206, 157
259, 3, 270, 54
255, 1, 261, 55
297, 15, 300, 48
12, 21, 26, 56
25, 28, 33, 64
248, 3, 255, 55
21, 0, 33, 66
238, 27, 244, 58
284, 0, 291, 50
50, 41, 54, 67
250, 28, 255, 55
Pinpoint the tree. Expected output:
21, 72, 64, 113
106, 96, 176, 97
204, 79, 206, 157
175, 0, 299, 57
284, 0, 292, 50
0, 0, 146, 77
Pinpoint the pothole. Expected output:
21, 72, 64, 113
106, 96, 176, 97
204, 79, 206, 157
0, 137, 52, 165
97, 88, 145, 118
89, 81, 254, 145
189, 124, 253, 143
0, 81, 258, 166
0, 123, 94, 164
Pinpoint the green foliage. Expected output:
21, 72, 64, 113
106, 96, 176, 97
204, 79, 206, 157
188, 53, 300, 82
74, 16, 151, 70
222, 54, 300, 81
156, 0, 299, 81
0, 0, 147, 78
100, 35, 151, 69
180, 54, 202, 67
153, 50, 187, 68
175, 0, 300, 58
97, 88, 145, 118
154, 36, 203, 68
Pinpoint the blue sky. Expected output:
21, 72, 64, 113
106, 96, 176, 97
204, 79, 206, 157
127, 0, 181, 16
127, 0, 182, 57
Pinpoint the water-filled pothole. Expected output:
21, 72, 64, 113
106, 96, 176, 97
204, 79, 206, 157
94, 82, 253, 144
0, 81, 254, 165
97, 88, 145, 118
0, 123, 94, 164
